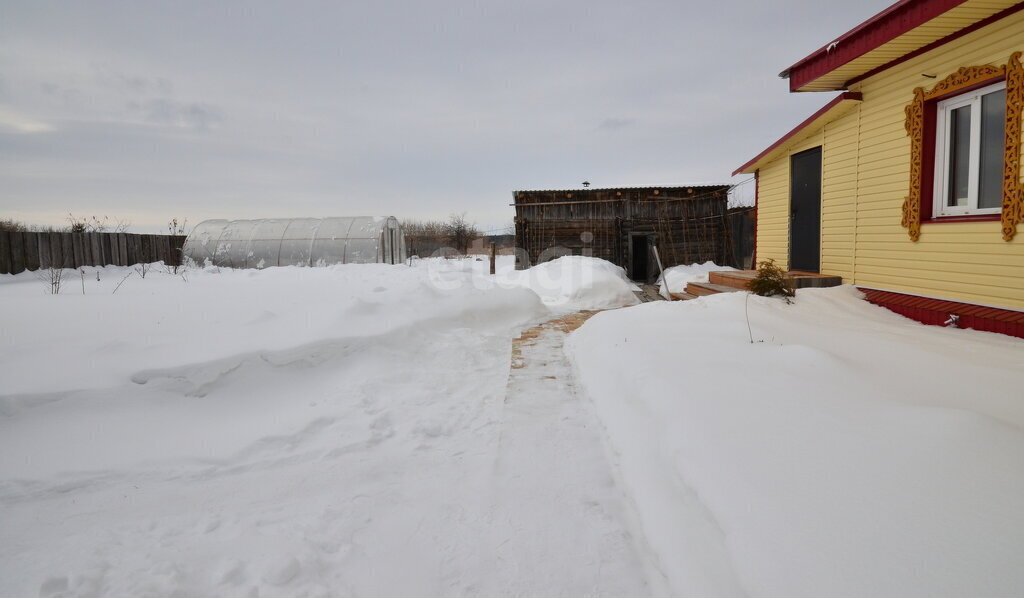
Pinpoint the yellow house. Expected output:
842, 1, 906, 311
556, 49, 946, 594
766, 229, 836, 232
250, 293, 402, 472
735, 0, 1024, 337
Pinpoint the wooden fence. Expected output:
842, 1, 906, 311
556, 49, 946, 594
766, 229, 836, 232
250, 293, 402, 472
727, 207, 756, 270
0, 231, 186, 275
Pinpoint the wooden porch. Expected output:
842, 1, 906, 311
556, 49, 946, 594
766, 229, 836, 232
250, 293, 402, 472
672, 270, 843, 300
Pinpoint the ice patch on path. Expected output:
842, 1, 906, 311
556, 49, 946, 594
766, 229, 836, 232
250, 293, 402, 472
566, 286, 1024, 598
658, 260, 736, 295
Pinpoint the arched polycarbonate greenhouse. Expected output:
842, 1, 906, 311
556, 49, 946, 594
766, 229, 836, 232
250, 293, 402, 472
182, 217, 406, 268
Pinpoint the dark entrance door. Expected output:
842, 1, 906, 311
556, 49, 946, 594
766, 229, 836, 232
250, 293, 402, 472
790, 146, 822, 272
630, 234, 650, 281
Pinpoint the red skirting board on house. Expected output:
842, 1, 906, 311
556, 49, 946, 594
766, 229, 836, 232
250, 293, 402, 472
858, 288, 1024, 339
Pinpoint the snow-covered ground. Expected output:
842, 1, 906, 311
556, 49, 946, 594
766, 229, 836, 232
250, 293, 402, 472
0, 256, 642, 597
2, 256, 1022, 597
567, 287, 1024, 597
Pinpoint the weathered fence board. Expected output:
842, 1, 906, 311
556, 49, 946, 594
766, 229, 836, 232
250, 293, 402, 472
102, 234, 114, 266
162, 236, 174, 265
61, 233, 74, 268
49, 235, 62, 269
0, 232, 11, 274
38, 235, 51, 269
90, 233, 102, 266
72, 234, 84, 267
24, 232, 40, 271
10, 232, 27, 274
111, 234, 122, 266
125, 235, 136, 265
117, 233, 128, 266
81, 233, 93, 266
0, 231, 187, 275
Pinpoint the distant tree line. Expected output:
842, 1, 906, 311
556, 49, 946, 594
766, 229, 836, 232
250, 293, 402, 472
402, 213, 481, 256
1, 214, 131, 234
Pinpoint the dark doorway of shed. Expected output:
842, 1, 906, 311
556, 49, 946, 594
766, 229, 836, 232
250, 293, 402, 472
630, 234, 651, 282
790, 146, 822, 272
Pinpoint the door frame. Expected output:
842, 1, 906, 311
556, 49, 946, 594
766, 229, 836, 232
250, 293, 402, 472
628, 232, 655, 282
789, 146, 823, 273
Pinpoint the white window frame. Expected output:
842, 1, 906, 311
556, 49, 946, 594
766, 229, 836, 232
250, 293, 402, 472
932, 80, 1006, 217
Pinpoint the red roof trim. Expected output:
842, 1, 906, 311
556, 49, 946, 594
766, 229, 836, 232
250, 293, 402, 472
732, 92, 862, 175
844, 2, 1024, 87
783, 0, 968, 92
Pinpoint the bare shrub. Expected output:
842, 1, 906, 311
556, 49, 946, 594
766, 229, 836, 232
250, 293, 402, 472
66, 214, 131, 233
444, 212, 480, 255
37, 266, 65, 294
168, 217, 188, 236
166, 218, 188, 274
402, 219, 447, 257
0, 218, 28, 232
112, 271, 133, 294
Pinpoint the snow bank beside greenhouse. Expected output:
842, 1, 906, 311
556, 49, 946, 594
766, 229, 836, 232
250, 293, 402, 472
566, 287, 1024, 598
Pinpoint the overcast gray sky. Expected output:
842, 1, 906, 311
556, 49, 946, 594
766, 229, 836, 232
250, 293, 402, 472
1, 0, 892, 233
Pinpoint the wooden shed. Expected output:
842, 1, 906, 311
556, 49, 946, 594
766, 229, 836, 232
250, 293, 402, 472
513, 185, 732, 281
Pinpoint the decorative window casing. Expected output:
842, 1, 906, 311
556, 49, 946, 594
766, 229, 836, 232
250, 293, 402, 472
902, 51, 1024, 241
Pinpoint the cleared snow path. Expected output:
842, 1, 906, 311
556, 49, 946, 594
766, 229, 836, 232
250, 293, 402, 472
485, 312, 659, 596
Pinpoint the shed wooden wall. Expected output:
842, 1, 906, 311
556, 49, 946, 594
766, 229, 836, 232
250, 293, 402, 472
755, 11, 1024, 310
514, 188, 731, 271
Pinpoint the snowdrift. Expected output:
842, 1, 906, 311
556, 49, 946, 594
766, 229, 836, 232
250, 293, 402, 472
657, 260, 736, 295
0, 256, 639, 597
497, 256, 639, 311
566, 286, 1024, 597
417, 254, 639, 312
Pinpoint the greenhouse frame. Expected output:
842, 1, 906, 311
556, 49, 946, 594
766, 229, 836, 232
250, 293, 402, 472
182, 217, 406, 268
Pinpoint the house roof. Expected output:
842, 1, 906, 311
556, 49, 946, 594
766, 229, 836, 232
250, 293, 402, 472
733, 92, 863, 175
782, 0, 1022, 92
514, 185, 729, 195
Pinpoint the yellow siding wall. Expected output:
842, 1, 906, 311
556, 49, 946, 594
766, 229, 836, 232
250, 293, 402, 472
756, 133, 823, 271
756, 11, 1024, 310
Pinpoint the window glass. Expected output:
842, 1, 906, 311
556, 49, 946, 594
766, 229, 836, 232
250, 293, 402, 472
948, 105, 972, 207
979, 88, 1006, 210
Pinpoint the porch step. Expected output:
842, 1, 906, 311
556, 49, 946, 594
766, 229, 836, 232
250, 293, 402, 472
708, 271, 753, 290
708, 270, 844, 290
787, 272, 844, 288
685, 282, 743, 297
670, 292, 699, 301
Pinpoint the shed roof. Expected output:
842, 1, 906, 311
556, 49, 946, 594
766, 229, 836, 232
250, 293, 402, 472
514, 184, 729, 195
781, 0, 1021, 92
